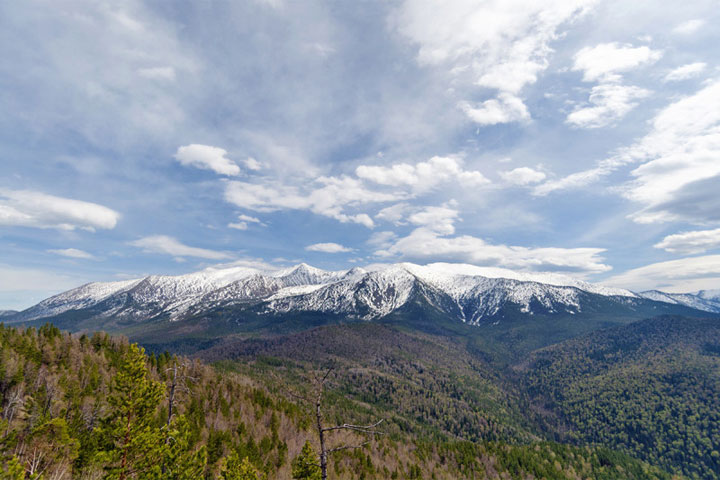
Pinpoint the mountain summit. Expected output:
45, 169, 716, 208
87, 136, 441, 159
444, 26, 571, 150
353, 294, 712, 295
6, 263, 719, 332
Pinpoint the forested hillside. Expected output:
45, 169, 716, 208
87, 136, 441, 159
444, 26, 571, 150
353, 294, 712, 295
0, 322, 675, 479
524, 316, 720, 479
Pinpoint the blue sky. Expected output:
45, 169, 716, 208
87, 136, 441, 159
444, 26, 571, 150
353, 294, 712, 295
2, 0, 720, 309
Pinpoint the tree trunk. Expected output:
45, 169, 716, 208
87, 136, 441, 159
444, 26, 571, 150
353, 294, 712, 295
316, 397, 327, 480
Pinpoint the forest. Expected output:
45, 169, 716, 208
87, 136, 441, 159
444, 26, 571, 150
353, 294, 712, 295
0, 322, 679, 479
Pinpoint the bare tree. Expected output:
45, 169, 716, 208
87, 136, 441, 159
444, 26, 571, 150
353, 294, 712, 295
165, 358, 195, 427
288, 366, 384, 480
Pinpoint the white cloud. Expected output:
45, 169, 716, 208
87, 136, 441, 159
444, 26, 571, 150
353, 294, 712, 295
672, 19, 705, 35
376, 203, 411, 224
534, 167, 606, 195
356, 155, 489, 193
366, 231, 398, 249
244, 157, 263, 171
228, 214, 264, 230
305, 242, 353, 253
407, 205, 459, 235
137, 66, 176, 81
374, 227, 610, 275
536, 78, 720, 205
500, 167, 547, 185
225, 176, 399, 228
565, 42, 659, 129
394, 0, 597, 125
129, 235, 231, 260
566, 83, 650, 128
572, 42, 662, 82
604, 255, 720, 292
654, 228, 720, 255
621, 79, 720, 224
47, 248, 96, 260
458, 94, 530, 126
664, 62, 707, 82
0, 189, 119, 231
174, 144, 240, 176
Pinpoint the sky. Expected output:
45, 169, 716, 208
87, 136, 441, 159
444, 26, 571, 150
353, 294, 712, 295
1, 0, 720, 310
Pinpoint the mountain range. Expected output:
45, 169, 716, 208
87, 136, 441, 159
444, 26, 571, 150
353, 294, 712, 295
5, 262, 719, 341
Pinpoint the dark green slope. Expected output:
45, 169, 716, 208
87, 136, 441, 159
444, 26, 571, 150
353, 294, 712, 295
523, 315, 720, 479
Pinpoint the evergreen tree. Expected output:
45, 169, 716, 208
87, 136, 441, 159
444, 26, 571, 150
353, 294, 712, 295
162, 415, 207, 480
219, 451, 262, 480
97, 344, 166, 480
292, 441, 321, 480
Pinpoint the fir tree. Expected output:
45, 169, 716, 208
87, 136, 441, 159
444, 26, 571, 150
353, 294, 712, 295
292, 441, 321, 480
97, 344, 166, 480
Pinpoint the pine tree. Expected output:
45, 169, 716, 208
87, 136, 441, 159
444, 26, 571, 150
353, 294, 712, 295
292, 441, 321, 480
97, 344, 166, 480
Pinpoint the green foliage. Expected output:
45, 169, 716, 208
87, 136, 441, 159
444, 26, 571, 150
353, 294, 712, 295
526, 316, 720, 479
96, 343, 167, 479
291, 441, 321, 480
0, 456, 27, 480
0, 321, 683, 479
219, 451, 262, 480
163, 415, 207, 480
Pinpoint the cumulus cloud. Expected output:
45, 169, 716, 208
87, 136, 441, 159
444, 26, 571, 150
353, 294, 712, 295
622, 79, 720, 224
228, 214, 264, 230
672, 19, 705, 35
458, 94, 530, 126
566, 83, 650, 129
356, 155, 489, 193
407, 205, 459, 235
571, 42, 662, 82
47, 248, 96, 260
565, 42, 659, 129
604, 255, 720, 292
394, 0, 597, 125
537, 78, 720, 204
129, 235, 231, 260
0, 189, 119, 231
664, 62, 707, 82
225, 176, 399, 228
244, 157, 263, 171
174, 144, 240, 176
305, 242, 353, 253
375, 203, 411, 225
500, 167, 547, 185
654, 228, 720, 255
374, 227, 611, 275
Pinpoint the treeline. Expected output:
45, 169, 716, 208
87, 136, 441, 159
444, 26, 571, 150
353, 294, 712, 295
0, 323, 676, 479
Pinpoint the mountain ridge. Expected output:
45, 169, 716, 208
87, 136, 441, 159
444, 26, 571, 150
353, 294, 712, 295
5, 262, 718, 333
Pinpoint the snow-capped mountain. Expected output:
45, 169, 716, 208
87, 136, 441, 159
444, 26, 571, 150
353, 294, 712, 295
638, 290, 720, 314
6, 262, 718, 329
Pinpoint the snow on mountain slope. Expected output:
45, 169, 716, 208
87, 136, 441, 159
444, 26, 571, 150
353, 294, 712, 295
11, 261, 718, 325
266, 265, 419, 319
13, 278, 144, 321
638, 290, 720, 314
697, 289, 720, 301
